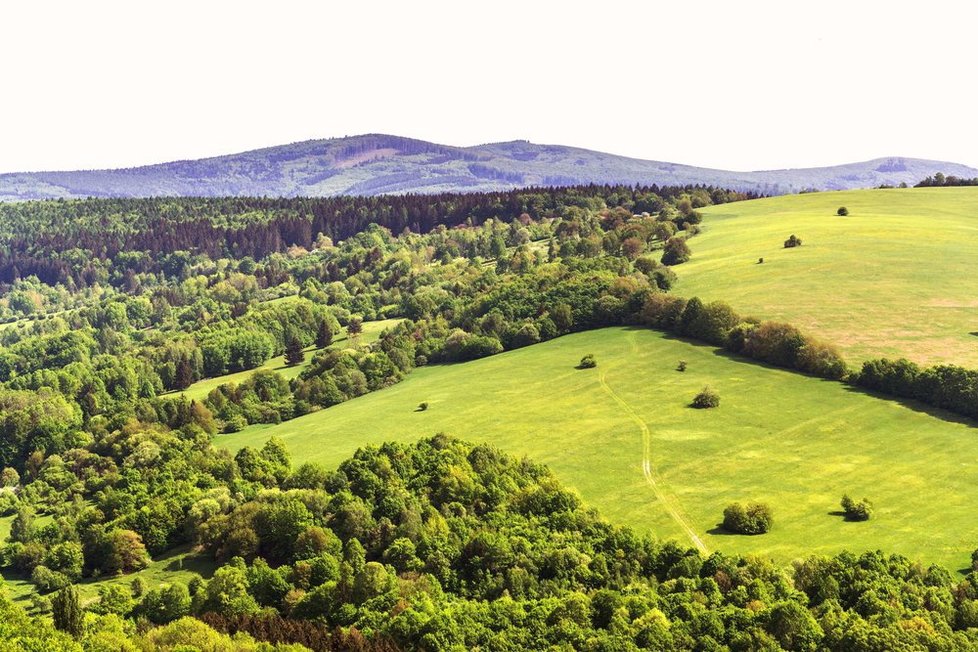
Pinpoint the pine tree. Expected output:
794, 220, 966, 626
52, 585, 83, 637
347, 316, 363, 340
285, 336, 305, 366
315, 319, 333, 348
174, 355, 194, 390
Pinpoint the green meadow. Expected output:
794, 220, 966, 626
221, 327, 978, 573
679, 187, 978, 367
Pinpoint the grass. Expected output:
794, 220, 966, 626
220, 327, 978, 574
175, 318, 402, 401
678, 187, 978, 367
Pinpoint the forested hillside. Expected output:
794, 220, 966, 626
3, 184, 978, 650
3, 133, 977, 200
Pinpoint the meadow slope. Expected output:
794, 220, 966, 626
679, 187, 978, 367
221, 328, 978, 572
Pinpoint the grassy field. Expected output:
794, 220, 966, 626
221, 327, 978, 573
175, 318, 401, 401
678, 187, 978, 367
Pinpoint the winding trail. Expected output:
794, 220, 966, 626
597, 367, 709, 555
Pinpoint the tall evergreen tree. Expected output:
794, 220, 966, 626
284, 336, 305, 366
315, 318, 333, 348
174, 355, 194, 390
52, 586, 83, 637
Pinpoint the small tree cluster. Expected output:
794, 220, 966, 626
784, 234, 802, 248
837, 206, 849, 216
691, 386, 719, 408
840, 494, 873, 521
577, 354, 597, 369
722, 502, 773, 534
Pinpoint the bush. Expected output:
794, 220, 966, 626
661, 236, 691, 266
837, 207, 849, 216
577, 354, 597, 369
722, 502, 772, 534
784, 234, 803, 248
417, 402, 429, 412
677, 360, 687, 372
840, 494, 873, 521
690, 386, 720, 409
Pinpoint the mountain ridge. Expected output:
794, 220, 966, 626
2, 133, 976, 200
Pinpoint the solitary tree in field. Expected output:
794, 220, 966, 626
784, 234, 803, 248
837, 207, 849, 216
577, 354, 597, 369
691, 386, 720, 408
840, 494, 873, 521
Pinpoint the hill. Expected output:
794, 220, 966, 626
2, 133, 976, 200
676, 186, 978, 367
220, 327, 978, 573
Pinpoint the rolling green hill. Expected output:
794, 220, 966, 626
678, 187, 978, 367
220, 327, 978, 573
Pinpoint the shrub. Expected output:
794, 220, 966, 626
784, 234, 803, 248
417, 402, 429, 412
837, 207, 849, 216
691, 386, 720, 409
677, 360, 687, 372
840, 494, 873, 521
661, 236, 691, 266
722, 502, 772, 534
577, 354, 597, 369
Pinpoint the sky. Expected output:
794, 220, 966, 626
2, 0, 977, 173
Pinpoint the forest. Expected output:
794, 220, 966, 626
3, 183, 978, 650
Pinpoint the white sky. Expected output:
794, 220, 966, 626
2, 0, 977, 173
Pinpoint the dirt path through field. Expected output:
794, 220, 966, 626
597, 367, 709, 555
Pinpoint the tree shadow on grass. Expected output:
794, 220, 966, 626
839, 384, 978, 429
706, 525, 741, 536
621, 325, 978, 429
827, 510, 847, 519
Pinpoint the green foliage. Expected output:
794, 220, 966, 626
840, 494, 873, 521
784, 234, 803, 248
1, 182, 977, 651
94, 583, 135, 616
661, 235, 691, 265
722, 502, 773, 534
691, 386, 720, 408
577, 353, 597, 369
139, 582, 191, 624
51, 585, 83, 637
837, 206, 849, 216
284, 336, 305, 367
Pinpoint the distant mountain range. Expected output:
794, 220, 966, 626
2, 134, 976, 200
